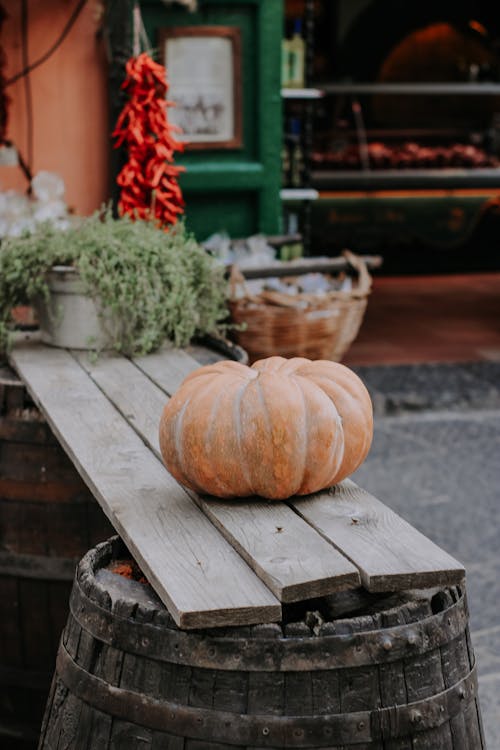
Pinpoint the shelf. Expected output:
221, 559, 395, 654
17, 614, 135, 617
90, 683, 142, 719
280, 188, 319, 201
311, 168, 500, 191
318, 83, 500, 96
238, 254, 383, 279
315, 128, 482, 140
281, 88, 324, 99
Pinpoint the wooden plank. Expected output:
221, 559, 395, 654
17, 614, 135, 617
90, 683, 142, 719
75, 351, 360, 602
74, 351, 167, 455
133, 343, 201, 395
10, 343, 280, 629
289, 479, 465, 591
191, 498, 360, 602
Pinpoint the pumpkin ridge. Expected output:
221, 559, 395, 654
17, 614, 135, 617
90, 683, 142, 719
296, 375, 310, 496
309, 374, 372, 458
292, 373, 345, 492
171, 397, 197, 489
279, 357, 312, 376
187, 374, 242, 496
234, 378, 257, 496
207, 378, 251, 497
300, 372, 372, 481
254, 376, 273, 490
175, 376, 225, 492
251, 355, 287, 373
250, 374, 295, 497
181, 360, 253, 390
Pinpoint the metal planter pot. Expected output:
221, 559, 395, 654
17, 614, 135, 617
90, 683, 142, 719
35, 266, 120, 350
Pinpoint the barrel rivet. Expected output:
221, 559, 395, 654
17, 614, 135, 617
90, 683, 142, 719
410, 710, 422, 723
262, 727, 270, 736
407, 632, 419, 646
358, 721, 365, 730
382, 637, 393, 651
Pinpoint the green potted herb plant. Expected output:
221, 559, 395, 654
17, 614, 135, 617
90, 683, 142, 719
0, 209, 231, 358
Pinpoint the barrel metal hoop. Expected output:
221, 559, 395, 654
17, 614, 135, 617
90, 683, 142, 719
69, 575, 469, 672
55, 643, 478, 747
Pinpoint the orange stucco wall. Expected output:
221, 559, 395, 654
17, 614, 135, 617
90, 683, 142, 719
1, 0, 109, 215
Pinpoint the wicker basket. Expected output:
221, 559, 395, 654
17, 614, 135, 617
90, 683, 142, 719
229, 250, 372, 363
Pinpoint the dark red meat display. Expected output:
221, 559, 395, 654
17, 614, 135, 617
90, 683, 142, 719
312, 142, 499, 170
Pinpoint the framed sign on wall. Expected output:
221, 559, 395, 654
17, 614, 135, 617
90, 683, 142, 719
160, 25, 242, 149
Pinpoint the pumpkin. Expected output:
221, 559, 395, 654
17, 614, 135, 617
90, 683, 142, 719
159, 356, 373, 500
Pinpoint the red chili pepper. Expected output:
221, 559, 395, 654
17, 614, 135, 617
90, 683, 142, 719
113, 53, 185, 228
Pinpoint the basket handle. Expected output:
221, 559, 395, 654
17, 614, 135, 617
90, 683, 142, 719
229, 264, 245, 299
229, 264, 262, 303
230, 252, 372, 300
342, 250, 372, 295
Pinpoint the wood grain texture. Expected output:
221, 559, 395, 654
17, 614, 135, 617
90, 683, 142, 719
74, 350, 360, 603
74, 350, 166, 456
193, 498, 360, 602
289, 479, 465, 591
10, 342, 280, 629
133, 343, 201, 395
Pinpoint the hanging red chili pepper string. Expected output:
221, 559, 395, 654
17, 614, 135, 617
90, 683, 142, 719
112, 52, 185, 228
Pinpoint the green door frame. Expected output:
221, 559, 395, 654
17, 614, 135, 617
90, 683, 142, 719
138, 0, 283, 238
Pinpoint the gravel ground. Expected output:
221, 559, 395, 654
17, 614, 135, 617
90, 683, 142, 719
353, 361, 500, 416
352, 364, 500, 748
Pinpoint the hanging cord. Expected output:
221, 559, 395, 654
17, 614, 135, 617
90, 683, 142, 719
132, 3, 141, 57
2, 138, 32, 184
5, 0, 88, 87
20, 0, 33, 177
133, 2, 153, 57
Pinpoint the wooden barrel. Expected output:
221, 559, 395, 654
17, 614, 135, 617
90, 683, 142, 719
0, 338, 246, 748
0, 367, 114, 749
40, 537, 485, 749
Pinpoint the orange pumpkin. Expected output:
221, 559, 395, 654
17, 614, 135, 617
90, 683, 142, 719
159, 356, 373, 500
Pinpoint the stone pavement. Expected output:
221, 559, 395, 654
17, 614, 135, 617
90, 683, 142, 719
352, 362, 500, 748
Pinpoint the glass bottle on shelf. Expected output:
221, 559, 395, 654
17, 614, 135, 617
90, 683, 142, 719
288, 19, 305, 89
281, 37, 291, 86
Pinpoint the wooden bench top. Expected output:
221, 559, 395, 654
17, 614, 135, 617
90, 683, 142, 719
9, 340, 465, 629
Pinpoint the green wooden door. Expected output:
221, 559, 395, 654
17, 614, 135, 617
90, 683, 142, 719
141, 0, 283, 241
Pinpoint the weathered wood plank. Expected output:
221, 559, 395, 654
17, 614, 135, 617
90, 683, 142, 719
74, 350, 166, 455
75, 351, 360, 602
134, 343, 201, 395
194, 498, 360, 602
289, 479, 465, 591
10, 343, 280, 629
